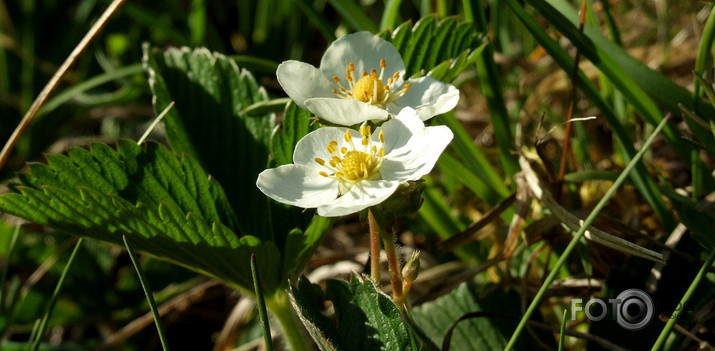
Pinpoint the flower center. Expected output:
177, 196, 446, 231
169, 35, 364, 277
315, 125, 385, 190
331, 59, 411, 107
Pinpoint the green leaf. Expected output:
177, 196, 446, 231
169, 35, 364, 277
379, 16, 484, 80
289, 274, 418, 351
0, 141, 281, 294
270, 101, 320, 168
411, 282, 548, 350
283, 216, 333, 279
143, 45, 274, 239
266, 101, 329, 268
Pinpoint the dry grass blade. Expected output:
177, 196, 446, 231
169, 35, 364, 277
519, 155, 664, 263
438, 193, 516, 254
0, 0, 126, 171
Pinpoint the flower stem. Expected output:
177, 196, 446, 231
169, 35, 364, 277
368, 209, 381, 282
382, 228, 404, 307
266, 289, 311, 351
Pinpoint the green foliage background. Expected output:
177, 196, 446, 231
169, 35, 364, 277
0, 0, 714, 350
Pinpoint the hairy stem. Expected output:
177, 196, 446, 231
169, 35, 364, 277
368, 209, 381, 282
382, 229, 404, 306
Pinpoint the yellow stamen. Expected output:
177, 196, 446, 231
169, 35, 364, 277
314, 127, 387, 190
330, 58, 406, 107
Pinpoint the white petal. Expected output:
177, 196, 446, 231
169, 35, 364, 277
317, 180, 400, 217
256, 165, 338, 209
377, 107, 423, 156
276, 60, 336, 110
305, 98, 389, 125
293, 126, 347, 167
320, 31, 405, 87
387, 76, 459, 120
380, 125, 453, 182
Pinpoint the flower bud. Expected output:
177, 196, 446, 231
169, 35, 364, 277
376, 180, 425, 220
401, 250, 421, 286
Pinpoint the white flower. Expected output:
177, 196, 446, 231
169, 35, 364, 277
276, 31, 459, 126
256, 107, 453, 217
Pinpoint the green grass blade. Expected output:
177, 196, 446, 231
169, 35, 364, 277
468, 0, 519, 177
0, 225, 20, 315
123, 235, 170, 351
30, 238, 84, 351
594, 0, 622, 45
438, 153, 512, 218
694, 4, 715, 112
294, 0, 337, 42
558, 309, 567, 351
20, 0, 35, 112
546, 0, 714, 118
241, 98, 291, 117
502, 0, 676, 230
251, 254, 274, 351
474, 43, 520, 177
437, 112, 510, 199
38, 63, 143, 117
188, 0, 206, 45
651, 248, 715, 350
252, 0, 273, 43
542, 0, 715, 172
504, 115, 671, 350
527, 0, 689, 162
695, 73, 715, 109
230, 55, 280, 75
325, 0, 378, 32
380, 0, 402, 31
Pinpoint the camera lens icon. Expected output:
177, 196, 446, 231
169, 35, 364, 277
615, 289, 654, 330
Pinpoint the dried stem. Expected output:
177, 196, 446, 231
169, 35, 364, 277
0, 0, 126, 171
557, 0, 587, 184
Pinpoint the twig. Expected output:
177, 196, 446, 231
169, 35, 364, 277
557, 0, 588, 184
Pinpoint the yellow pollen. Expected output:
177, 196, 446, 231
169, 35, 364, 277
314, 127, 387, 187
330, 59, 410, 106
